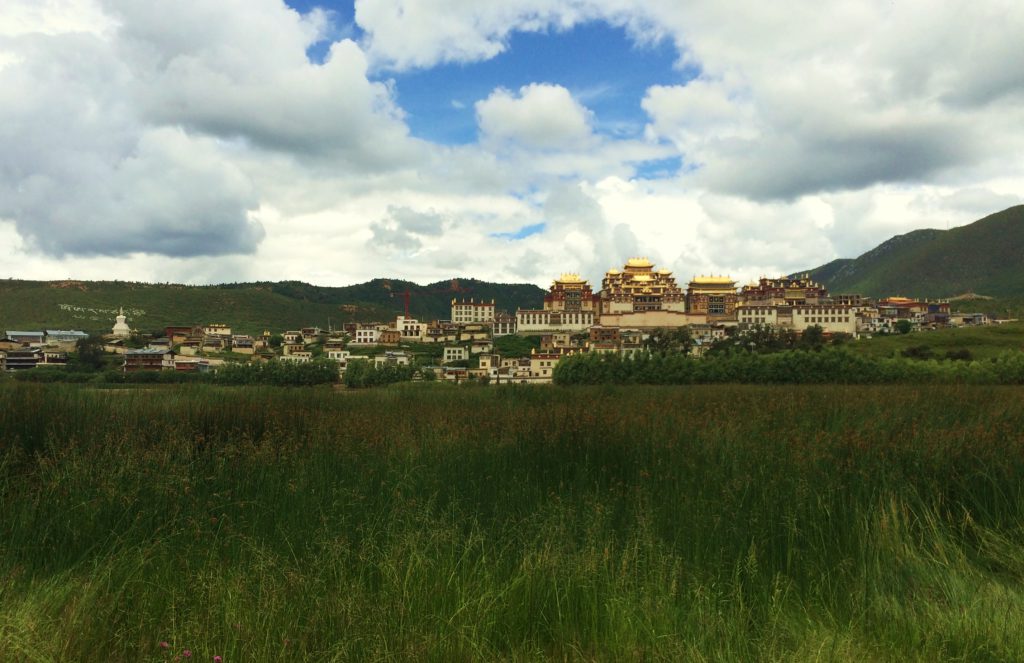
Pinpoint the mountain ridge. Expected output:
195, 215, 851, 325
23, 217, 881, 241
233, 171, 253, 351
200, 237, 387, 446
0, 277, 547, 335
796, 205, 1024, 298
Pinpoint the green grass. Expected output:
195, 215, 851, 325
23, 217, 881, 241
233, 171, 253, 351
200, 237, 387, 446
851, 321, 1024, 359
2, 383, 1024, 661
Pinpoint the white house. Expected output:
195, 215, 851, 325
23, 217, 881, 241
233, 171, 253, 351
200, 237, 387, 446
443, 346, 469, 364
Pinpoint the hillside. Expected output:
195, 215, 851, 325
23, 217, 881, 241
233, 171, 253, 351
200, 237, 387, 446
0, 278, 546, 336
798, 205, 1024, 299
848, 321, 1024, 360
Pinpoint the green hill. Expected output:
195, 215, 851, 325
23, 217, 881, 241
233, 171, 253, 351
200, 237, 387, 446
799, 205, 1024, 299
0, 278, 546, 336
848, 321, 1024, 360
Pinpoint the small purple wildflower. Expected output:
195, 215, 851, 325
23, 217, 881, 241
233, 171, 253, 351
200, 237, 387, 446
160, 641, 170, 649
183, 650, 192, 658
213, 657, 223, 663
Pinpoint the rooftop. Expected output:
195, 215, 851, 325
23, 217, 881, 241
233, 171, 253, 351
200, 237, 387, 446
690, 276, 737, 285
625, 257, 653, 268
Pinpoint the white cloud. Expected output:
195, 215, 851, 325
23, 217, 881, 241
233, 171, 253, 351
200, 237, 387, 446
2, 0, 1024, 292
476, 83, 596, 151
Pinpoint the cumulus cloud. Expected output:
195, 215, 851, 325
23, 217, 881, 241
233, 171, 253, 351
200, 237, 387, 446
3, 0, 1024, 289
358, 0, 1024, 200
369, 206, 447, 254
476, 83, 596, 151
0, 0, 425, 261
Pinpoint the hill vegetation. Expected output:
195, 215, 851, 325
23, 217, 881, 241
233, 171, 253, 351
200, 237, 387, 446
799, 205, 1024, 299
0, 277, 546, 335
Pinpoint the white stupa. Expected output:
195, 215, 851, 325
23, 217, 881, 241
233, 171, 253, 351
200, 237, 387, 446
112, 307, 131, 338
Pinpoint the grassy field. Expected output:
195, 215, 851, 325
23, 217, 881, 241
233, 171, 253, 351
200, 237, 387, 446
850, 321, 1024, 359
3, 383, 1024, 661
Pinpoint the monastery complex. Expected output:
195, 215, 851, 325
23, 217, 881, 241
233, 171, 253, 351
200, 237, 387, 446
510, 258, 870, 339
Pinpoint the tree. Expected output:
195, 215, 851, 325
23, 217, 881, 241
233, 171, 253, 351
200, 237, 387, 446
645, 328, 694, 355
799, 325, 825, 351
269, 334, 284, 348
71, 335, 106, 372
894, 320, 913, 335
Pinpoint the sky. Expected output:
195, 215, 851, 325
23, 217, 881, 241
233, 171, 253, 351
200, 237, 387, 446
1, 0, 1022, 288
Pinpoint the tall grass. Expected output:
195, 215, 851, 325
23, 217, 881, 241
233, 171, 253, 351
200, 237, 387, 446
2, 383, 1024, 661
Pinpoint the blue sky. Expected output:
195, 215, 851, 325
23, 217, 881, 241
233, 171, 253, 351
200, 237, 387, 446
287, 1, 687, 145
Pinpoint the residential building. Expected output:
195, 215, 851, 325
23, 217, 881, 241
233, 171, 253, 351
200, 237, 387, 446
443, 346, 469, 364
396, 316, 427, 341
424, 322, 458, 344
231, 335, 256, 354
516, 308, 595, 333
5, 349, 41, 370
528, 352, 561, 381
6, 331, 45, 346
40, 350, 68, 364
492, 311, 517, 336
589, 326, 622, 344
282, 342, 306, 356
950, 312, 989, 326
373, 351, 411, 368
280, 352, 313, 363
283, 330, 303, 344
123, 349, 173, 372
203, 324, 232, 338
0, 352, 5, 371
470, 339, 493, 354
45, 330, 89, 346
791, 305, 857, 334
451, 298, 496, 324
458, 323, 490, 342
379, 329, 402, 346
352, 329, 382, 345
202, 337, 226, 352
166, 326, 194, 345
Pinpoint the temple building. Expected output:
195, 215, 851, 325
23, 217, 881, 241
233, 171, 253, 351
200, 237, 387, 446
516, 274, 596, 333
739, 275, 829, 306
543, 274, 596, 313
685, 276, 739, 322
597, 259, 706, 328
599, 258, 686, 315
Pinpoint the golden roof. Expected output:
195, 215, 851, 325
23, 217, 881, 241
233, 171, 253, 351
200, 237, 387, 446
631, 274, 653, 282
658, 268, 672, 275
606, 268, 620, 275
556, 273, 584, 283
691, 275, 736, 285
625, 257, 653, 268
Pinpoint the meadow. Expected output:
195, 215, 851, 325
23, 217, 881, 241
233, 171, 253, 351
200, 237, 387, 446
2, 383, 1024, 661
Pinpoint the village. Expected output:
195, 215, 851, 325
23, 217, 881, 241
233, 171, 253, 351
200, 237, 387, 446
0, 258, 999, 383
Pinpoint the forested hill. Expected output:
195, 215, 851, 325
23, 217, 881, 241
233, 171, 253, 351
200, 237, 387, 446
0, 277, 547, 336
797, 205, 1024, 298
